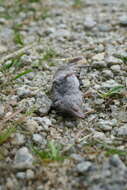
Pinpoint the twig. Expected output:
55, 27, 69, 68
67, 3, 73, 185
0, 108, 24, 129
0, 42, 38, 64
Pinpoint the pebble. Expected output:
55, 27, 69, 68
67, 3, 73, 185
17, 86, 32, 98
97, 119, 117, 131
92, 53, 105, 61
109, 155, 126, 169
6, 178, 14, 190
105, 56, 122, 65
101, 79, 119, 88
0, 45, 7, 53
84, 16, 96, 29
26, 169, 35, 180
102, 69, 114, 78
32, 134, 43, 143
34, 117, 51, 131
70, 154, 84, 162
119, 15, 127, 26
117, 124, 127, 136
11, 133, 25, 145
26, 119, 39, 133
93, 131, 106, 141
35, 93, 52, 116
76, 161, 92, 173
0, 104, 5, 118
92, 61, 107, 69
111, 65, 121, 73
98, 24, 111, 32
14, 147, 34, 169
16, 172, 26, 179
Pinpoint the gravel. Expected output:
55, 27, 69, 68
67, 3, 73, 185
0, 0, 127, 189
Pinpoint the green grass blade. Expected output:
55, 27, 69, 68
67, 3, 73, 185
13, 69, 33, 80
0, 127, 16, 145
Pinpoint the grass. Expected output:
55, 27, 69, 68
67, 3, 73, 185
41, 8, 51, 19
105, 148, 127, 156
98, 85, 125, 99
32, 141, 67, 162
118, 56, 127, 64
0, 127, 16, 145
42, 48, 58, 61
84, 140, 127, 157
13, 69, 33, 80
13, 31, 24, 46
72, 0, 84, 8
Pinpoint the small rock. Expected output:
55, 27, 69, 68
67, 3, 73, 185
54, 29, 70, 39
14, 147, 34, 169
11, 133, 25, 145
26, 169, 34, 179
16, 172, 26, 179
26, 120, 39, 133
82, 79, 91, 88
93, 131, 106, 141
109, 155, 126, 169
32, 134, 42, 143
0, 45, 7, 53
92, 53, 105, 61
111, 65, 121, 73
0, 104, 5, 118
98, 24, 111, 32
94, 99, 104, 105
76, 161, 92, 173
102, 70, 114, 78
92, 61, 107, 69
20, 55, 32, 64
101, 79, 119, 88
119, 15, 127, 26
117, 124, 127, 136
17, 86, 32, 98
33, 117, 52, 131
70, 154, 84, 162
6, 178, 14, 190
84, 16, 96, 29
105, 56, 122, 65
97, 119, 117, 131
35, 92, 52, 116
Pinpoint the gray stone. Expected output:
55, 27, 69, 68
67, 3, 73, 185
119, 15, 127, 26
16, 172, 26, 179
105, 56, 122, 65
0, 104, 5, 118
11, 133, 25, 145
76, 161, 92, 173
14, 147, 34, 169
117, 124, 127, 136
111, 65, 121, 73
35, 92, 52, 116
97, 119, 117, 131
98, 24, 111, 32
93, 131, 106, 141
33, 117, 51, 131
32, 134, 42, 143
0, 45, 7, 53
102, 70, 114, 78
109, 155, 126, 169
70, 154, 84, 162
101, 80, 119, 88
17, 86, 32, 98
84, 16, 96, 29
92, 61, 107, 69
26, 169, 34, 179
26, 119, 39, 133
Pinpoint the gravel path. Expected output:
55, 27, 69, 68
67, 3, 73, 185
0, 0, 127, 190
